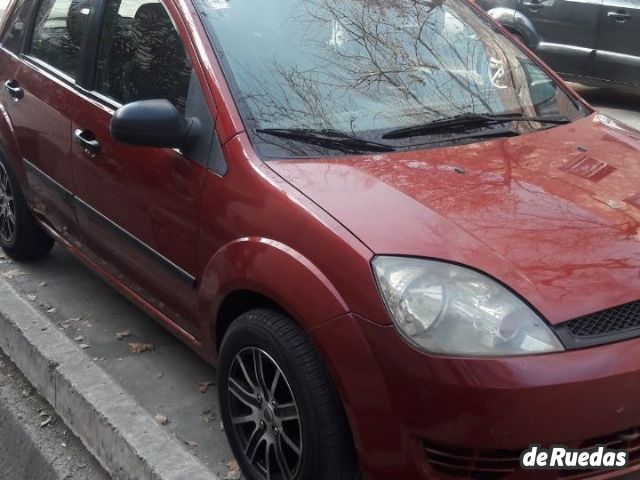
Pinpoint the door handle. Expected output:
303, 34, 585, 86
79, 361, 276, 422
522, 0, 543, 11
608, 10, 631, 21
74, 129, 101, 157
4, 80, 23, 100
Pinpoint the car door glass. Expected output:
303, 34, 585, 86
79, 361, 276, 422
95, 0, 192, 112
29, 0, 95, 77
1, 0, 37, 53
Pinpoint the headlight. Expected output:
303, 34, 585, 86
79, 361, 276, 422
372, 256, 564, 356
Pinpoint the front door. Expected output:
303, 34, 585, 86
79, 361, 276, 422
519, 0, 602, 77
596, 0, 640, 85
68, 0, 213, 337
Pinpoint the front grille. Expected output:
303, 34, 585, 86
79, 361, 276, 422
423, 425, 640, 479
422, 442, 520, 479
554, 301, 640, 349
566, 301, 640, 338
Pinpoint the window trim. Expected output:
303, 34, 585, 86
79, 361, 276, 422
22, 53, 76, 84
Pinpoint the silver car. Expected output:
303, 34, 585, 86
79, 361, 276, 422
477, 0, 640, 87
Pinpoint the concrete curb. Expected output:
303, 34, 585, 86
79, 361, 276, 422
0, 276, 217, 480
0, 350, 110, 480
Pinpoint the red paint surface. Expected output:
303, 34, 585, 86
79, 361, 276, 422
1, 0, 640, 477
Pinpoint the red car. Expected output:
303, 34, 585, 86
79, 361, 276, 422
1, 0, 640, 478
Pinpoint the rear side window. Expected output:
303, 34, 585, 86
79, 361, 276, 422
29, 0, 95, 77
1, 0, 36, 53
94, 0, 192, 111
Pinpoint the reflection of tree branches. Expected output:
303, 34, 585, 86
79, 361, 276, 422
222, 0, 572, 155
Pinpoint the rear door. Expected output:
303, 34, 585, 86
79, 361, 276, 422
0, 0, 95, 243
596, 0, 640, 85
518, 0, 602, 77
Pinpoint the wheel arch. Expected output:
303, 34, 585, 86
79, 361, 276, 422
0, 103, 28, 185
215, 289, 286, 350
198, 237, 350, 360
487, 7, 540, 48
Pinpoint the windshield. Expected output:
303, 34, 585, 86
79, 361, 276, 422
195, 0, 586, 157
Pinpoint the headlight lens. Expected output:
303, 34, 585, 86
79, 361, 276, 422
372, 256, 564, 356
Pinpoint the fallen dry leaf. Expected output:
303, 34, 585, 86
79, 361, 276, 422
198, 380, 216, 393
116, 330, 131, 340
154, 414, 168, 425
128, 342, 155, 354
2, 269, 26, 279
225, 460, 242, 479
201, 410, 217, 424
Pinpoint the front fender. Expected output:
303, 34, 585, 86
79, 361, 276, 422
198, 237, 350, 353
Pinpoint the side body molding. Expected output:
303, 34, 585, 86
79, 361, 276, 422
198, 237, 350, 357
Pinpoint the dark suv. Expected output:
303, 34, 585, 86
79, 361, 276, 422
477, 0, 640, 88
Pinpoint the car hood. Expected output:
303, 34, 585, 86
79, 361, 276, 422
269, 114, 640, 324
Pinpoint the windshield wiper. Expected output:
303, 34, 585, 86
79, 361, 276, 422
381, 112, 571, 139
256, 128, 396, 153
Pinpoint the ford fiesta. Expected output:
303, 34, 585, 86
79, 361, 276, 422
1, 0, 640, 478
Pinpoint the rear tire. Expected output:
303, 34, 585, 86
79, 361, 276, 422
218, 309, 357, 480
0, 153, 54, 261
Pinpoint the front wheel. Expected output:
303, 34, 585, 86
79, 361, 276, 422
218, 309, 357, 480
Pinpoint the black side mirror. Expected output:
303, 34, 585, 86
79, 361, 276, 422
110, 99, 200, 149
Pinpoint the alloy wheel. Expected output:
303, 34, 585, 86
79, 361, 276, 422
0, 162, 16, 244
227, 347, 303, 480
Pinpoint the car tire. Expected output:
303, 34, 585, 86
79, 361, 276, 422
218, 309, 357, 480
0, 153, 54, 261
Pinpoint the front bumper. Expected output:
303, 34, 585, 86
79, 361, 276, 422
310, 313, 640, 479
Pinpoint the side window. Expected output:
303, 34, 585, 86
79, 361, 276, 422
95, 0, 192, 112
29, 0, 95, 77
1, 0, 36, 53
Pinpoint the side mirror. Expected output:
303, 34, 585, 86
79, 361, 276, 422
110, 99, 200, 149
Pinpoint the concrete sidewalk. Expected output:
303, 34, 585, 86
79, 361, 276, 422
0, 247, 233, 479
0, 246, 236, 477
